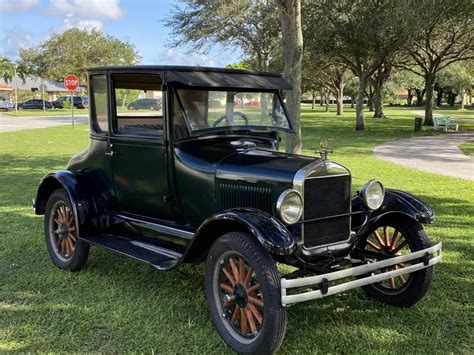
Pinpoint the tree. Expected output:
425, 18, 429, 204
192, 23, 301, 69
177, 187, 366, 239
370, 62, 392, 118
277, 0, 303, 154
18, 29, 139, 84
305, 0, 415, 130
0, 56, 28, 83
400, 0, 474, 125
165, 0, 281, 71
437, 61, 474, 109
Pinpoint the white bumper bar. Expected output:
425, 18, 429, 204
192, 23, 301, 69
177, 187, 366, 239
281, 242, 442, 305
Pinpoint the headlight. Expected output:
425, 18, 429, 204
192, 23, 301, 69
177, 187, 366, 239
276, 189, 303, 225
360, 180, 385, 210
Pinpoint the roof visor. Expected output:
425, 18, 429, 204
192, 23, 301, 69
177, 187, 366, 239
166, 71, 292, 91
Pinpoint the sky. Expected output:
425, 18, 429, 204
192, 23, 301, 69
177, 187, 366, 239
0, 0, 242, 67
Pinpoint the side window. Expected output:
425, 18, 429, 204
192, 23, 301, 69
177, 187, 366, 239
91, 75, 109, 133
112, 74, 163, 138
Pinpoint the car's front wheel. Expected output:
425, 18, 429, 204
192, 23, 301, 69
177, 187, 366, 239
44, 189, 90, 271
205, 232, 287, 354
357, 215, 433, 307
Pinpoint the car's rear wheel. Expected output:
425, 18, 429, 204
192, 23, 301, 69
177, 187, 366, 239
44, 189, 89, 271
358, 215, 433, 307
205, 232, 287, 354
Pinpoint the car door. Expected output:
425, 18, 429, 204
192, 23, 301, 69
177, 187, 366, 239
108, 73, 172, 220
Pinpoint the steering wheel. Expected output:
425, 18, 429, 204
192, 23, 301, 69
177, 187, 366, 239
213, 111, 249, 127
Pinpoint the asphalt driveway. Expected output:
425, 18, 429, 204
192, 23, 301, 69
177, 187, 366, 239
0, 113, 88, 132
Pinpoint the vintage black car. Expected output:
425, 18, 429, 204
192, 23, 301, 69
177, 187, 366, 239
127, 97, 162, 111
18, 99, 52, 110
34, 66, 442, 354
52, 96, 88, 109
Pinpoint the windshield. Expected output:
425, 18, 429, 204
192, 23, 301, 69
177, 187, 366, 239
176, 90, 291, 134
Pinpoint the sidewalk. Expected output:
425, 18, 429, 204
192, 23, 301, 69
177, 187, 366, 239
373, 133, 474, 181
0, 113, 88, 132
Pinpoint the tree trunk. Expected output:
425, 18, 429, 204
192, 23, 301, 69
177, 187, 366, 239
407, 88, 413, 106
461, 89, 465, 110
325, 91, 329, 112
279, 0, 303, 154
373, 82, 385, 118
351, 97, 355, 108
416, 89, 424, 106
366, 85, 374, 112
336, 91, 343, 115
311, 89, 315, 109
423, 73, 436, 126
436, 88, 443, 107
356, 75, 366, 131
319, 91, 323, 105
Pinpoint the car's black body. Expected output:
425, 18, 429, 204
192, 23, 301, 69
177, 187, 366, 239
18, 99, 52, 110
52, 96, 87, 109
34, 66, 442, 353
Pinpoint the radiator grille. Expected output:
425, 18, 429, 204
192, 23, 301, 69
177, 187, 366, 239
303, 175, 351, 248
220, 183, 272, 213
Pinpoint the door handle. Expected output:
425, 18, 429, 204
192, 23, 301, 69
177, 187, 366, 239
105, 144, 121, 156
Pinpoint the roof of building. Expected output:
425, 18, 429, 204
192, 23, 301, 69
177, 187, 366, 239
0, 75, 84, 92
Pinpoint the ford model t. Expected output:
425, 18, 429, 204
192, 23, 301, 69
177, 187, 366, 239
34, 66, 442, 353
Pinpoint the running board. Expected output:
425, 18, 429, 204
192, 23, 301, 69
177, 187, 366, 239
281, 242, 442, 305
79, 234, 182, 270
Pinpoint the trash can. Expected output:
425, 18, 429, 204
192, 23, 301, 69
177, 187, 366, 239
414, 116, 423, 132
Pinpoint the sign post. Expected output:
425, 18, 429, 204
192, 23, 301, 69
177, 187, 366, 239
39, 83, 47, 112
63, 75, 79, 128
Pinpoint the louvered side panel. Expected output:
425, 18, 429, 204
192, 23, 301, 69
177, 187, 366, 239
219, 183, 272, 213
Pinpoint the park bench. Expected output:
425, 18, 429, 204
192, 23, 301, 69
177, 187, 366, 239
433, 116, 459, 132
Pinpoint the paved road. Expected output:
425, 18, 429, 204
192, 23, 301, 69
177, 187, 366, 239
374, 133, 474, 180
0, 113, 88, 132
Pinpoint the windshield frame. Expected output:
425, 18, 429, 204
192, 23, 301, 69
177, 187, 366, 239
173, 87, 294, 137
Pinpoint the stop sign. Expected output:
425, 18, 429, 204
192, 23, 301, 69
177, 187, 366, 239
64, 75, 79, 91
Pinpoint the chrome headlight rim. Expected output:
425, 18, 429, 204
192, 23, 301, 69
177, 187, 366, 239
360, 179, 385, 210
276, 189, 303, 225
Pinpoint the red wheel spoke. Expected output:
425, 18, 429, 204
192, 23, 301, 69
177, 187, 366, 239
384, 226, 390, 246
239, 257, 245, 283
60, 239, 66, 255
394, 265, 406, 284
373, 229, 385, 246
389, 276, 396, 289
219, 283, 234, 294
240, 308, 248, 334
245, 307, 257, 334
231, 305, 240, 323
390, 230, 399, 249
229, 258, 240, 283
392, 240, 408, 253
244, 267, 253, 287
247, 283, 260, 295
248, 295, 264, 308
366, 240, 381, 251
248, 303, 263, 324
68, 233, 76, 242
222, 267, 236, 286
54, 218, 61, 225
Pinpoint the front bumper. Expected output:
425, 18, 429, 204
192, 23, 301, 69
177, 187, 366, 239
281, 242, 442, 306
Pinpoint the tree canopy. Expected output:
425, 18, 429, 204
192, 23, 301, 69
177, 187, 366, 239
18, 29, 139, 84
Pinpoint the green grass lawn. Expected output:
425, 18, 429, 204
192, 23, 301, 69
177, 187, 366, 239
459, 141, 474, 156
2, 108, 89, 117
1, 106, 473, 352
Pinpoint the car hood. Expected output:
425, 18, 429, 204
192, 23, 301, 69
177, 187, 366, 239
217, 148, 315, 184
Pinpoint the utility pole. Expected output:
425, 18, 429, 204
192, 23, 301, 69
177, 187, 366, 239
14, 64, 18, 112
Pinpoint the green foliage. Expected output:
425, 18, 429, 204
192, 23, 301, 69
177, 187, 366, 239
18, 29, 139, 84
0, 55, 29, 83
459, 141, 474, 156
165, 0, 280, 71
437, 61, 474, 94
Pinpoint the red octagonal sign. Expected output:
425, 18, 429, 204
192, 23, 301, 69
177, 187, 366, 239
64, 75, 79, 91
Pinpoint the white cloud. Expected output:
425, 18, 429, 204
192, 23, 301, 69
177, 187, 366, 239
154, 48, 218, 67
0, 0, 39, 11
0, 26, 34, 58
62, 13, 102, 31
48, 0, 123, 20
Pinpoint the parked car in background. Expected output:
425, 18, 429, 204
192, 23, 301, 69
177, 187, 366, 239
52, 96, 88, 109
127, 97, 161, 110
0, 97, 14, 111
18, 99, 52, 110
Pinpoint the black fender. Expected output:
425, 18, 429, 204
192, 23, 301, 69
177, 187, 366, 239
184, 208, 295, 262
353, 188, 435, 237
34, 170, 103, 236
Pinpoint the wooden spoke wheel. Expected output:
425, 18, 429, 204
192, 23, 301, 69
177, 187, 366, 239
205, 232, 287, 353
44, 189, 89, 271
218, 255, 264, 338
50, 202, 77, 260
358, 216, 434, 307
364, 225, 411, 291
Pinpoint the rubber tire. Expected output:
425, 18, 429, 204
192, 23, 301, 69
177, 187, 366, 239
360, 215, 433, 307
44, 189, 90, 272
205, 232, 287, 354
